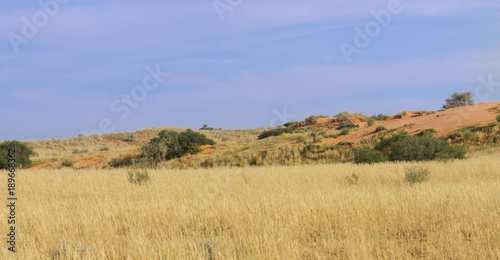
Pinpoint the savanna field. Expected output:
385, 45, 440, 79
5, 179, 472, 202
2, 148, 499, 259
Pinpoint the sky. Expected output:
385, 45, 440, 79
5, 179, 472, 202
1, 0, 499, 141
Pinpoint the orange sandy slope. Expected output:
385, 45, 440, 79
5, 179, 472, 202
328, 102, 500, 145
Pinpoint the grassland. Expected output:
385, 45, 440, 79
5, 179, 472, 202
2, 148, 499, 259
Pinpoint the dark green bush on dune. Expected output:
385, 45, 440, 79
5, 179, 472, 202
258, 128, 293, 140
354, 149, 386, 164
0, 140, 34, 169
389, 136, 466, 162
141, 129, 215, 167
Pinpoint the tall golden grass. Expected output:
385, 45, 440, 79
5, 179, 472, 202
2, 150, 499, 259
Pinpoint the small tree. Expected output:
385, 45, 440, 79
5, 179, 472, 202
442, 91, 474, 109
140, 129, 216, 167
0, 140, 34, 169
304, 115, 319, 125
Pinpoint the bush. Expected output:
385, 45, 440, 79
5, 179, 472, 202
127, 168, 150, 185
141, 129, 216, 167
354, 149, 386, 164
340, 128, 351, 135
336, 124, 359, 130
463, 130, 473, 140
258, 128, 293, 140
367, 118, 377, 126
375, 126, 387, 132
496, 115, 500, 123
376, 131, 411, 151
0, 140, 34, 169
124, 134, 137, 142
389, 136, 466, 162
405, 166, 430, 184
373, 113, 390, 121
335, 111, 352, 124
447, 131, 462, 140
284, 121, 300, 129
61, 158, 74, 167
417, 128, 436, 137
304, 115, 319, 125
442, 91, 474, 109
303, 144, 317, 152
72, 149, 89, 154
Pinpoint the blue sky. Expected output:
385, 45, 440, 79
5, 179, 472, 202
1, 0, 499, 140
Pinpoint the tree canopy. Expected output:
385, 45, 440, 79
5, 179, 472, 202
442, 91, 474, 109
0, 140, 34, 169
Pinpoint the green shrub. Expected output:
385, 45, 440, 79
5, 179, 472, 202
345, 173, 359, 185
304, 115, 319, 125
376, 131, 411, 151
72, 149, 89, 154
436, 145, 467, 160
127, 168, 150, 185
367, 118, 377, 126
496, 115, 500, 123
124, 134, 137, 142
336, 124, 359, 130
284, 121, 300, 129
303, 144, 317, 152
447, 131, 462, 140
405, 166, 430, 184
354, 149, 386, 164
375, 126, 387, 132
340, 128, 351, 135
335, 111, 352, 124
258, 128, 293, 140
0, 140, 34, 169
417, 128, 436, 137
389, 136, 466, 162
395, 111, 407, 119
373, 113, 390, 121
61, 158, 74, 167
463, 130, 473, 140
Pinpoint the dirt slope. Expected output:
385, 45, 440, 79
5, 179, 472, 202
331, 102, 500, 144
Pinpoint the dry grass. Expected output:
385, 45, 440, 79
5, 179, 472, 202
2, 150, 499, 259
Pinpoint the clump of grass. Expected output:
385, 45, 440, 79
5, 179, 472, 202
496, 115, 500, 123
405, 166, 430, 184
367, 118, 377, 126
200, 238, 216, 260
340, 128, 351, 135
463, 130, 474, 140
418, 128, 436, 137
345, 173, 359, 185
447, 131, 462, 140
61, 158, 74, 167
124, 134, 137, 142
375, 126, 387, 132
72, 149, 89, 154
127, 168, 150, 185
395, 111, 407, 119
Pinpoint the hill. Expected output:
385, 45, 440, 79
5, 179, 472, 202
20, 102, 500, 170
